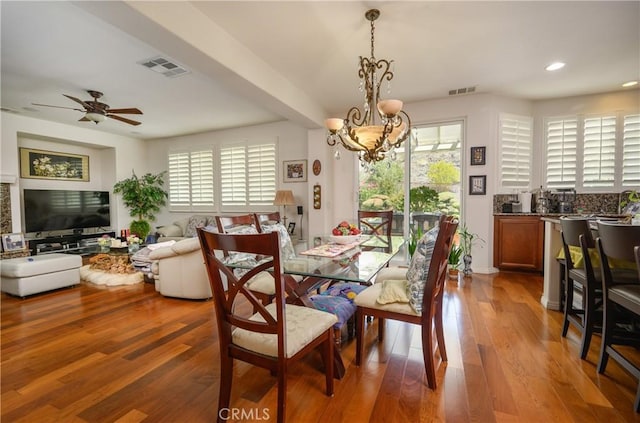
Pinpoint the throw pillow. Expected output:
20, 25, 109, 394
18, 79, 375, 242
376, 279, 410, 304
261, 223, 295, 260
405, 226, 439, 314
184, 215, 210, 238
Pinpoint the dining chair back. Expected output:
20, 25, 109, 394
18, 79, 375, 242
358, 210, 393, 252
595, 221, 640, 412
559, 217, 602, 359
197, 229, 337, 423
255, 212, 282, 232
215, 214, 273, 307
354, 215, 458, 389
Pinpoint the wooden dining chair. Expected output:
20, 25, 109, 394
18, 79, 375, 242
255, 211, 282, 232
358, 210, 393, 252
559, 217, 603, 359
214, 214, 277, 307
595, 222, 640, 412
197, 229, 337, 423
354, 215, 458, 389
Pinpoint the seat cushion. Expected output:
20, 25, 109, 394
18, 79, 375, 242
609, 284, 640, 315
232, 303, 338, 358
376, 279, 410, 304
374, 266, 409, 284
354, 283, 419, 316
405, 226, 439, 314
246, 271, 276, 295
309, 294, 356, 328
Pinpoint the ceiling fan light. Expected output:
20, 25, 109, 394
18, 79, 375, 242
85, 112, 106, 123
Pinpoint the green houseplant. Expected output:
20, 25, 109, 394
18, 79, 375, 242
447, 244, 463, 279
458, 224, 485, 277
113, 171, 168, 241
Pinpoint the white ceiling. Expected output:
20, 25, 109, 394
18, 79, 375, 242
1, 1, 639, 141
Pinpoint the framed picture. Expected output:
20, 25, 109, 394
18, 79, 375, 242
19, 147, 89, 181
470, 146, 486, 166
287, 222, 296, 235
283, 159, 307, 183
469, 175, 487, 195
2, 233, 26, 251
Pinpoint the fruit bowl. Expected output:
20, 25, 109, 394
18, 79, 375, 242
329, 235, 361, 245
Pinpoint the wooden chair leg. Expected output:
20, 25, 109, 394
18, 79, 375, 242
598, 299, 615, 374
325, 330, 334, 396
333, 327, 342, 350
378, 317, 385, 341
217, 355, 233, 423
562, 278, 574, 337
356, 308, 365, 366
580, 289, 596, 359
421, 321, 437, 389
277, 364, 286, 423
435, 304, 447, 362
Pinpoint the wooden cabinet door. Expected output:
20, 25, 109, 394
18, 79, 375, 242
493, 216, 544, 272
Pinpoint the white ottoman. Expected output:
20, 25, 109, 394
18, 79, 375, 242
1, 253, 82, 297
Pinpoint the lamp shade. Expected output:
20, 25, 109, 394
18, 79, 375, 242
273, 190, 295, 206
85, 112, 106, 123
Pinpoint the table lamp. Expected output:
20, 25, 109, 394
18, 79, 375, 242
273, 190, 295, 227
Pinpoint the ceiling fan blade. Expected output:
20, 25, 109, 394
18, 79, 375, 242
32, 103, 83, 112
107, 114, 141, 126
107, 108, 143, 115
63, 94, 90, 108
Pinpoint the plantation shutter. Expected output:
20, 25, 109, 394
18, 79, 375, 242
189, 150, 214, 207
545, 118, 577, 188
582, 115, 616, 188
622, 114, 640, 186
499, 114, 532, 190
247, 144, 276, 205
220, 145, 248, 206
168, 152, 190, 207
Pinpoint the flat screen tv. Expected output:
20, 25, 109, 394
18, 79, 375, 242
23, 189, 111, 233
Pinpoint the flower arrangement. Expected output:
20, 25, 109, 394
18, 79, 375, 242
32, 156, 78, 178
331, 221, 361, 236
97, 235, 111, 247
127, 235, 141, 245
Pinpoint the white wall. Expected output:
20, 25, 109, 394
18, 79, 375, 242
310, 93, 532, 274
1, 112, 146, 235
145, 120, 309, 236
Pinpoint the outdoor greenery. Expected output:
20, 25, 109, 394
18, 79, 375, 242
113, 171, 168, 240
427, 161, 460, 192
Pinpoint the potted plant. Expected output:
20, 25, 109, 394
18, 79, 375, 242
448, 244, 463, 279
458, 224, 485, 277
407, 226, 424, 258
113, 171, 168, 241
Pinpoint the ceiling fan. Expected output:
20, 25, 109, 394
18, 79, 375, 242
33, 90, 143, 126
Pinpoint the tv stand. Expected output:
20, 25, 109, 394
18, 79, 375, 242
28, 231, 116, 256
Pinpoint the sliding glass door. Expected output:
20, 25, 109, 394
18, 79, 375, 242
359, 120, 463, 239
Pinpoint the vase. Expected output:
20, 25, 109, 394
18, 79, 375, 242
463, 254, 473, 277
128, 243, 140, 254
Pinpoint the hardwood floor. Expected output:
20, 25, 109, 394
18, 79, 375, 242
2, 272, 640, 422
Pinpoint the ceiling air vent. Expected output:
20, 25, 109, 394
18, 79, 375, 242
448, 86, 476, 96
138, 56, 190, 78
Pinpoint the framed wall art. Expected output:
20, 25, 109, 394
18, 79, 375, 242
469, 175, 487, 195
20, 147, 89, 181
470, 146, 486, 166
2, 232, 26, 252
283, 159, 307, 183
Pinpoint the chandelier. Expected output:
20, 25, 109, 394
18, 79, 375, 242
325, 9, 411, 163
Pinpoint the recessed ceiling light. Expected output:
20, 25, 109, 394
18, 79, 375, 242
622, 81, 638, 87
545, 62, 566, 71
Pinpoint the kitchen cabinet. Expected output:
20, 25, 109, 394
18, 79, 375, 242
493, 215, 544, 272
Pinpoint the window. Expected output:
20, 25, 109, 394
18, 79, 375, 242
544, 113, 639, 190
220, 141, 276, 209
623, 114, 640, 186
168, 149, 214, 210
498, 114, 533, 190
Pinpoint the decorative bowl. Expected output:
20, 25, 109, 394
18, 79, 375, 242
329, 235, 361, 245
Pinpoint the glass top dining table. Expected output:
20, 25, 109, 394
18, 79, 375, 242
283, 235, 405, 285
